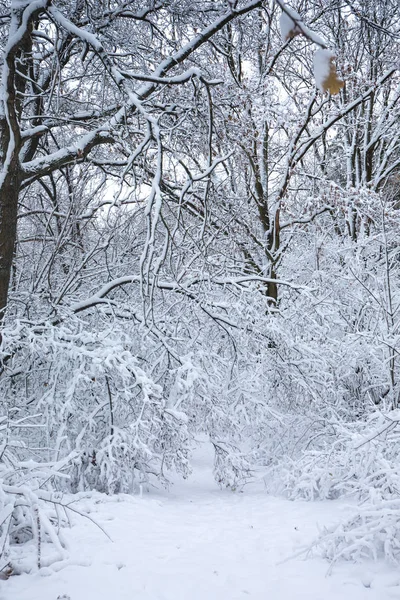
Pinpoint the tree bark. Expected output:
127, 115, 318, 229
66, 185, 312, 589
0, 172, 21, 317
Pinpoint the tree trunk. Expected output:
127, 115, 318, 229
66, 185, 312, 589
0, 171, 21, 317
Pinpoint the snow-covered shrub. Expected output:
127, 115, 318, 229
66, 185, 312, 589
211, 439, 252, 489
269, 410, 400, 563
0, 482, 69, 576
272, 411, 400, 500
0, 410, 71, 576
0, 319, 192, 494
316, 497, 400, 564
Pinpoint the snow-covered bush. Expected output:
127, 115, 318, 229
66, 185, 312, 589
268, 410, 400, 563
0, 481, 70, 576
0, 319, 192, 494
316, 497, 400, 564
211, 439, 252, 490
0, 410, 71, 576
273, 411, 400, 501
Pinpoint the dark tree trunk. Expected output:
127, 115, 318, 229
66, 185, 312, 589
0, 172, 21, 317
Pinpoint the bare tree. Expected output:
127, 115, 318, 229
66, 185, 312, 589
0, 0, 264, 320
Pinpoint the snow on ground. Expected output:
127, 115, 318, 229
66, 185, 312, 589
3, 445, 400, 600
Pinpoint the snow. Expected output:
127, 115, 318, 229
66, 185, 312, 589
313, 49, 336, 92
4, 444, 400, 600
280, 11, 300, 42
276, 2, 328, 48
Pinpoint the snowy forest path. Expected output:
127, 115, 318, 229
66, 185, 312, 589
3, 445, 400, 600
